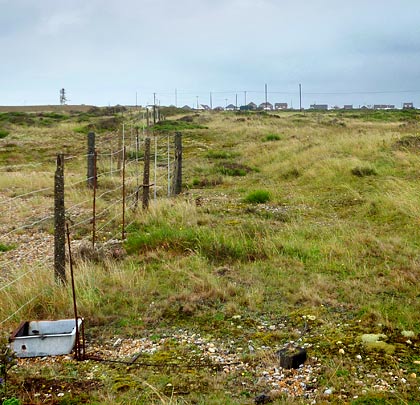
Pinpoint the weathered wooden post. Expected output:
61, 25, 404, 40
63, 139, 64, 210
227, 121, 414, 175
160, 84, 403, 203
142, 137, 151, 209
92, 151, 97, 248
54, 154, 66, 284
87, 132, 95, 188
171, 132, 182, 195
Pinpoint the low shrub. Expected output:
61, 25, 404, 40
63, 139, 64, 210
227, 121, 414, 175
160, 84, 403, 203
206, 150, 238, 159
263, 133, 282, 142
244, 190, 271, 204
0, 243, 14, 252
351, 166, 377, 177
0, 129, 9, 139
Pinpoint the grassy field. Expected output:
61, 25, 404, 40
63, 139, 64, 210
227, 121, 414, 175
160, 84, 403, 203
1, 108, 420, 404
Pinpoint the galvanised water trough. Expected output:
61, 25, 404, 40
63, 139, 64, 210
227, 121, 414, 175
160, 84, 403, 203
10, 318, 83, 358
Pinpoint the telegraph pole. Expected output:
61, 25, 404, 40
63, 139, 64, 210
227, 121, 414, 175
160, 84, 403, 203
299, 84, 302, 112
153, 92, 156, 124
210, 92, 213, 110
265, 83, 268, 106
244, 90, 247, 106
235, 93, 238, 110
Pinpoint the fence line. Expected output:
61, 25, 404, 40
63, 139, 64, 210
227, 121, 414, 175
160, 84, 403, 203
0, 118, 184, 325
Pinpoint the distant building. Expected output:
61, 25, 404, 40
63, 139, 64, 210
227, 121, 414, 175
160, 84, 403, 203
403, 102, 414, 109
310, 104, 328, 110
247, 102, 258, 110
182, 105, 192, 110
343, 105, 353, 110
225, 104, 237, 111
274, 103, 288, 110
373, 104, 395, 110
259, 102, 273, 111
213, 106, 224, 111
200, 104, 211, 110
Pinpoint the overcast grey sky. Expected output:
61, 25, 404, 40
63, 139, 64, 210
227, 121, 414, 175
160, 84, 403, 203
1, 0, 420, 108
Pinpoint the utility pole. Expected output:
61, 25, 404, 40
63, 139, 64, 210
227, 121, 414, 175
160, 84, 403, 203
235, 93, 238, 110
153, 92, 156, 124
244, 91, 247, 106
299, 83, 302, 112
225, 98, 228, 109
265, 83, 268, 107
175, 88, 178, 107
135, 91, 138, 108
196, 96, 199, 110
210, 92, 213, 110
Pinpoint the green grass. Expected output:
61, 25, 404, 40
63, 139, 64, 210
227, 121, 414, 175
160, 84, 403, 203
2, 109, 420, 404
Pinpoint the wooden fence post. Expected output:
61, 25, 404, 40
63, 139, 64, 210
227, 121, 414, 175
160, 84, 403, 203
54, 154, 66, 284
142, 137, 151, 209
87, 132, 95, 188
171, 132, 182, 195
92, 151, 97, 248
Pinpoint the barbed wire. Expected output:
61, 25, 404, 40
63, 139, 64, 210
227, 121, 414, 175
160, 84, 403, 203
0, 255, 51, 293
1, 213, 54, 239
0, 292, 43, 326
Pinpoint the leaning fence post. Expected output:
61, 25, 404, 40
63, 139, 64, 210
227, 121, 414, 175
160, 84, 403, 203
87, 132, 95, 188
54, 154, 66, 284
171, 132, 182, 195
142, 137, 151, 209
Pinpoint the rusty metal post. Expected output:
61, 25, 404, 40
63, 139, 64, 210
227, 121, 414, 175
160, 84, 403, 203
66, 223, 80, 360
135, 128, 140, 208
122, 146, 126, 240
142, 137, 151, 209
54, 154, 66, 284
87, 132, 95, 188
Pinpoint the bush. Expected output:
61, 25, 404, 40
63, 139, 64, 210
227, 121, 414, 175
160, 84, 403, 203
263, 133, 282, 142
206, 150, 238, 159
0, 244, 14, 252
217, 162, 252, 177
351, 166, 377, 177
0, 130, 9, 139
244, 190, 271, 204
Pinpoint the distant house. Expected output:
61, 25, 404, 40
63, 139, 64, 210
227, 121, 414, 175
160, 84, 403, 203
274, 103, 288, 110
225, 104, 237, 111
200, 104, 211, 111
259, 102, 273, 111
343, 105, 353, 110
403, 102, 414, 109
373, 104, 395, 110
182, 105, 192, 110
247, 102, 257, 110
213, 106, 224, 111
310, 104, 328, 110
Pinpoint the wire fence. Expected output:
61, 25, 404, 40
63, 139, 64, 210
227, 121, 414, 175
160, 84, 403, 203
0, 115, 183, 326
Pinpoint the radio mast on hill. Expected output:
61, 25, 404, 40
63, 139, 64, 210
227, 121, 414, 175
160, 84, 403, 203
60, 88, 67, 105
